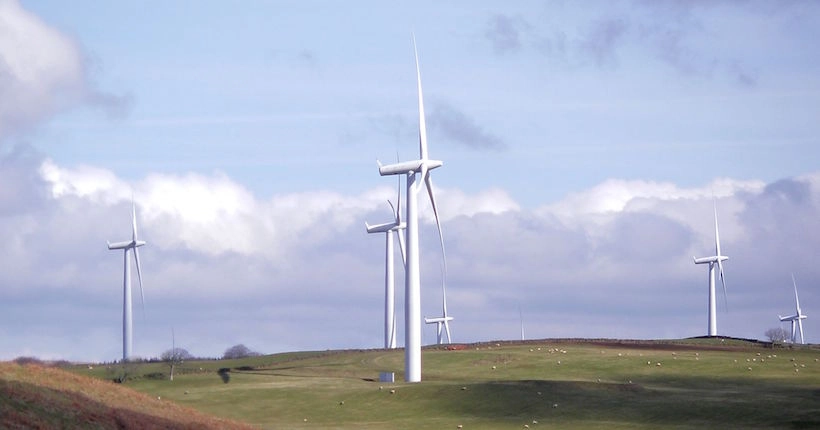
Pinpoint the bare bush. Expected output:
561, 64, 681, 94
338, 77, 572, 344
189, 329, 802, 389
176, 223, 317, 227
765, 327, 788, 344
222, 344, 260, 359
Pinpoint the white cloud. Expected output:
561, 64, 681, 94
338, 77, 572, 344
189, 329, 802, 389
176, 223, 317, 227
0, 0, 84, 137
0, 0, 130, 140
39, 159, 129, 203
38, 160, 520, 262
539, 177, 765, 219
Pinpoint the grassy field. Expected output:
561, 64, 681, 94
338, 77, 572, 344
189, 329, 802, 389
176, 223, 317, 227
64, 339, 820, 429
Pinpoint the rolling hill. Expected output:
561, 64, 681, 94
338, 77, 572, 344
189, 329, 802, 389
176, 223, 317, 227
5, 338, 820, 429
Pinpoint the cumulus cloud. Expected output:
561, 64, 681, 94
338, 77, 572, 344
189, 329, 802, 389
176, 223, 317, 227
0, 0, 129, 140
538, 177, 765, 223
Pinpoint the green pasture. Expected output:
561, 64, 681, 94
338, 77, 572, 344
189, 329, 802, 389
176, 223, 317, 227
71, 340, 820, 429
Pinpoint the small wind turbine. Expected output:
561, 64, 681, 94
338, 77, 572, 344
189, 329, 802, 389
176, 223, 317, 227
365, 176, 407, 349
107, 200, 146, 362
693, 199, 729, 337
425, 266, 453, 344
779, 274, 808, 344
519, 305, 525, 341
377, 35, 446, 382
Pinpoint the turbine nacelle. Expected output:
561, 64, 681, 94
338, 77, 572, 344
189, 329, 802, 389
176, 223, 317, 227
424, 316, 454, 324
107, 239, 146, 250
365, 221, 404, 234
693, 255, 728, 265
378, 159, 442, 177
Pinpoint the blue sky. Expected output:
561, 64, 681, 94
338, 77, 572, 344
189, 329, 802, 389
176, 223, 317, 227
1, 0, 819, 361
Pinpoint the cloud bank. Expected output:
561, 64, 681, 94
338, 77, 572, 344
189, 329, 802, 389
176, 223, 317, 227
1, 154, 818, 361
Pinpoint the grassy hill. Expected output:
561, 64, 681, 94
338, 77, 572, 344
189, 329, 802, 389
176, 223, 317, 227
0, 361, 254, 429
6, 339, 820, 429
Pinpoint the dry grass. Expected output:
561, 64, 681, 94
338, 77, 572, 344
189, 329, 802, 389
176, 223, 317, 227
0, 362, 255, 430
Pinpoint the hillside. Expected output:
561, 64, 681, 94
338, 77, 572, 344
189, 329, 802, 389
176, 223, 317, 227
0, 362, 254, 430
8, 339, 820, 429
70, 338, 820, 429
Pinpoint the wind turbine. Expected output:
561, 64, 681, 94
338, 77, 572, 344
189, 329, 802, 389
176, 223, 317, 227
693, 200, 729, 337
377, 36, 446, 382
779, 274, 807, 344
425, 266, 453, 344
365, 177, 407, 349
107, 201, 146, 362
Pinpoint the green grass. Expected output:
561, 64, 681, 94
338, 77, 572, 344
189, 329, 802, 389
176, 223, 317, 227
68, 340, 820, 429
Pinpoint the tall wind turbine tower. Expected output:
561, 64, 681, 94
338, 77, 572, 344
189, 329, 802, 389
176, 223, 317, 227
779, 274, 808, 344
377, 36, 445, 382
693, 201, 729, 336
365, 178, 407, 349
107, 201, 146, 362
424, 269, 453, 344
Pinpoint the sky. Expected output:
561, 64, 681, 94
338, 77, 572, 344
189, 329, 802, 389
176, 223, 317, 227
1, 0, 819, 362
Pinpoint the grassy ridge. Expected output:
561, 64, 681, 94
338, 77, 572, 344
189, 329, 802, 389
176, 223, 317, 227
0, 362, 254, 429
64, 339, 820, 429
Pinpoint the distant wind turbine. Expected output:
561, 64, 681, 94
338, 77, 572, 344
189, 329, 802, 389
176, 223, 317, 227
365, 176, 407, 349
693, 200, 729, 337
519, 306, 524, 341
377, 35, 446, 382
425, 266, 453, 344
779, 274, 807, 344
107, 201, 146, 362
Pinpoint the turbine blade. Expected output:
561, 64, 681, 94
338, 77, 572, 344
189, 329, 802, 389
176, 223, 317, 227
132, 201, 139, 241
798, 319, 804, 344
388, 198, 407, 266
444, 320, 452, 344
718, 260, 728, 312
713, 200, 721, 257
412, 35, 428, 161
440, 264, 448, 316
395, 163, 402, 224
395, 229, 407, 268
437, 321, 443, 344
792, 273, 801, 314
425, 173, 446, 275
134, 247, 146, 319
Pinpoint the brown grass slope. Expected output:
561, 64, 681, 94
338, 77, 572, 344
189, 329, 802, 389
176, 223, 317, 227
0, 362, 255, 430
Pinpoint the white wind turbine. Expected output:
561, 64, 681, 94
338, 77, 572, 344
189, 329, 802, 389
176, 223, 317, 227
425, 267, 453, 344
377, 36, 446, 382
107, 201, 146, 362
693, 200, 729, 337
365, 177, 407, 349
779, 274, 807, 344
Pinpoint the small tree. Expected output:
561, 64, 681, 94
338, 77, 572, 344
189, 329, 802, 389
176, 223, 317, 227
161, 347, 192, 381
222, 344, 260, 359
765, 327, 788, 345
